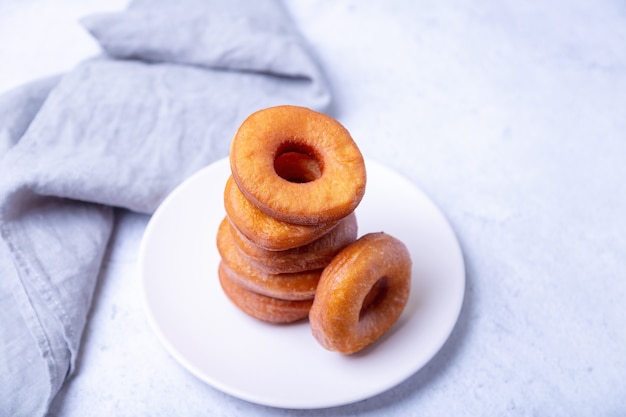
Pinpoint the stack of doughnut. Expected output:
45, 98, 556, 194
217, 105, 412, 354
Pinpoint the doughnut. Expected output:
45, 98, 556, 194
224, 175, 338, 251
230, 212, 358, 274
229, 105, 366, 225
218, 263, 312, 323
217, 217, 321, 300
309, 232, 412, 354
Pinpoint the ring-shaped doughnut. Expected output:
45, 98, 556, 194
230, 212, 358, 274
218, 263, 312, 323
230, 105, 366, 225
217, 217, 321, 300
309, 232, 412, 354
224, 175, 338, 251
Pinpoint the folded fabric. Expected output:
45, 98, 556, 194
0, 1, 331, 416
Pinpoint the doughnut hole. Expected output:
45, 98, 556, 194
360, 277, 389, 320
274, 144, 322, 183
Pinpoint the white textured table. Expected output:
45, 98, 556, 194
2, 1, 625, 416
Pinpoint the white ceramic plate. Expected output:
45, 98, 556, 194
139, 157, 465, 409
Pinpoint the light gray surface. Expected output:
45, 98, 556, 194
1, 0, 625, 416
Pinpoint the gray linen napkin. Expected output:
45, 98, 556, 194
0, 1, 330, 415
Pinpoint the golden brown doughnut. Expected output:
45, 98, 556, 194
309, 232, 412, 354
224, 175, 338, 251
229, 105, 366, 225
217, 217, 321, 300
218, 263, 312, 323
230, 212, 358, 274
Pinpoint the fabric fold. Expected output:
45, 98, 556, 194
80, 0, 330, 105
0, 1, 331, 416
